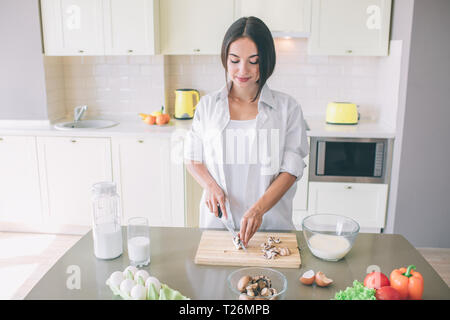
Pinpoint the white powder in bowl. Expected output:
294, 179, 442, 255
308, 233, 352, 261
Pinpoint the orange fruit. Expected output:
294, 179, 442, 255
144, 115, 156, 125
156, 114, 166, 125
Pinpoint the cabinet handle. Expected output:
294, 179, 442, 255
345, 185, 352, 189
346, 49, 353, 54
193, 48, 200, 52
128, 49, 133, 53
79, 50, 84, 53
71, 139, 77, 143
138, 140, 144, 143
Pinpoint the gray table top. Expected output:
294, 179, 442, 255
25, 227, 450, 300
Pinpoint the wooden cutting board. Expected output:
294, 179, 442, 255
194, 230, 301, 269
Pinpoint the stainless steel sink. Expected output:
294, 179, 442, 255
54, 119, 119, 130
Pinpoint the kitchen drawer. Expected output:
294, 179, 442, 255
308, 182, 388, 228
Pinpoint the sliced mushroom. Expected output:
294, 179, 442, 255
232, 235, 243, 250
280, 247, 291, 256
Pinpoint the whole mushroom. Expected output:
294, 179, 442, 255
237, 275, 252, 293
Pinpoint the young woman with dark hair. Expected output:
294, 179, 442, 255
185, 17, 309, 247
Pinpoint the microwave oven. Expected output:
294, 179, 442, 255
309, 137, 393, 183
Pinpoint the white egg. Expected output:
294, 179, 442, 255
119, 278, 136, 295
145, 276, 161, 292
123, 265, 138, 279
130, 284, 147, 300
108, 271, 124, 287
134, 270, 150, 283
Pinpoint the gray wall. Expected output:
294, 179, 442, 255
391, 0, 450, 247
0, 0, 48, 120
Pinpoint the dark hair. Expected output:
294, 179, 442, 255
221, 16, 276, 102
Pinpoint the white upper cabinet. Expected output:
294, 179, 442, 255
41, 0, 160, 55
160, 0, 235, 55
41, 0, 105, 55
103, 0, 160, 55
235, 0, 311, 35
308, 0, 392, 56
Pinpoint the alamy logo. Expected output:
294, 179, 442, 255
66, 265, 81, 290
171, 128, 281, 176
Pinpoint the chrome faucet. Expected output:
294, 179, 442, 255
74, 105, 88, 122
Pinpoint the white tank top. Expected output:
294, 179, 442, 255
222, 118, 258, 228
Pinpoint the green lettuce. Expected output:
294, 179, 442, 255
334, 280, 376, 300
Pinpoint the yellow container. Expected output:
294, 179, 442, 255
174, 89, 200, 120
326, 102, 359, 125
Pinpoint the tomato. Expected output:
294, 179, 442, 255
375, 286, 402, 300
364, 272, 390, 289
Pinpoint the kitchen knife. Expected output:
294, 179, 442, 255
217, 205, 247, 252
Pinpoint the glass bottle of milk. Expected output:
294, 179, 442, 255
91, 182, 123, 260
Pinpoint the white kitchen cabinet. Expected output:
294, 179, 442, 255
0, 136, 42, 225
37, 137, 112, 227
41, 0, 160, 55
112, 136, 185, 227
41, 0, 105, 55
308, 182, 388, 229
308, 0, 392, 56
159, 0, 234, 54
235, 0, 311, 35
103, 0, 160, 55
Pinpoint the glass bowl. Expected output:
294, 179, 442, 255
227, 267, 287, 300
302, 214, 360, 261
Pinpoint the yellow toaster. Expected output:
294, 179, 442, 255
326, 102, 359, 125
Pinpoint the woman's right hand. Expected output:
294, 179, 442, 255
204, 181, 228, 219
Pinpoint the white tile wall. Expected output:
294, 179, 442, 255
377, 40, 403, 129
43, 56, 66, 121
43, 39, 400, 124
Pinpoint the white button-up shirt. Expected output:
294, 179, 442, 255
184, 83, 309, 230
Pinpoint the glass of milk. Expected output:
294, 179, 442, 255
127, 217, 150, 267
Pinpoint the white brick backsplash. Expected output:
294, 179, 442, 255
306, 55, 329, 65
316, 65, 344, 76
111, 65, 131, 76
85, 77, 107, 89
106, 56, 129, 64
43, 39, 400, 121
128, 55, 153, 64
93, 65, 111, 76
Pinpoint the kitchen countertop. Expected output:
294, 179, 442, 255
304, 116, 395, 138
25, 227, 449, 300
0, 114, 395, 139
0, 114, 193, 137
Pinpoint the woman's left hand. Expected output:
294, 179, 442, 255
239, 208, 263, 247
